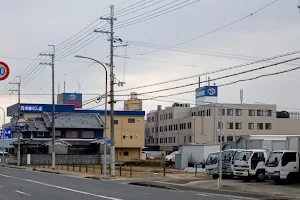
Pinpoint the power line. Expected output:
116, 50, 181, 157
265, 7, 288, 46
139, 65, 300, 100
114, 0, 202, 29
136, 57, 300, 95
133, 0, 279, 55
113, 49, 300, 93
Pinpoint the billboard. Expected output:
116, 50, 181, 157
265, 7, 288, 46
195, 86, 218, 105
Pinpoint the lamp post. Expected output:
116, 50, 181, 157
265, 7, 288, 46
17, 118, 26, 166
0, 107, 5, 165
75, 55, 108, 178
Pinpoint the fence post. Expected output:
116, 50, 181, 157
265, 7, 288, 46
93, 163, 95, 174
101, 164, 103, 174
86, 163, 88, 173
73, 162, 75, 171
79, 163, 82, 172
163, 163, 166, 177
195, 164, 198, 177
130, 166, 132, 178
119, 161, 122, 177
43, 161, 45, 168
48, 160, 50, 168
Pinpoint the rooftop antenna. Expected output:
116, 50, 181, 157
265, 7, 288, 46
206, 71, 208, 86
240, 89, 244, 104
64, 81, 66, 93
198, 76, 200, 88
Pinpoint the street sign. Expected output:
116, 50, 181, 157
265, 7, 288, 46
106, 138, 112, 145
0, 61, 10, 81
0, 129, 12, 139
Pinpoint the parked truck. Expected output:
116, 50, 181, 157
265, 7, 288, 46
233, 149, 270, 182
266, 136, 300, 184
205, 151, 219, 179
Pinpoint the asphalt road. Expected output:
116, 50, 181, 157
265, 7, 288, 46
0, 167, 257, 200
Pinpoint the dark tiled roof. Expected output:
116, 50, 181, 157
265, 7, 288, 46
43, 113, 104, 129
25, 118, 48, 132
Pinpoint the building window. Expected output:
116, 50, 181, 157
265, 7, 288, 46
155, 127, 158, 133
128, 118, 135, 123
66, 131, 77, 138
235, 122, 242, 129
218, 121, 223, 129
174, 137, 176, 143
37, 132, 44, 137
257, 110, 264, 116
130, 135, 133, 139
265, 110, 272, 116
257, 123, 264, 130
82, 131, 94, 138
235, 109, 242, 116
183, 123, 186, 129
249, 109, 255, 116
114, 120, 118, 125
151, 127, 154, 133
265, 123, 272, 130
123, 135, 126, 139
147, 117, 150, 122
123, 151, 129, 156
189, 135, 192, 143
184, 136, 186, 143
165, 114, 167, 119
207, 109, 211, 116
227, 122, 234, 129
248, 123, 254, 130
227, 109, 233, 116
227, 136, 233, 142
187, 122, 192, 129
218, 136, 225, 142
221, 109, 225, 116
165, 137, 167, 143
152, 116, 154, 122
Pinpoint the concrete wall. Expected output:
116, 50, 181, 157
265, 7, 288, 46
9, 154, 112, 165
115, 148, 141, 161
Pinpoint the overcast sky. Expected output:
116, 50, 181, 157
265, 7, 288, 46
0, 0, 299, 123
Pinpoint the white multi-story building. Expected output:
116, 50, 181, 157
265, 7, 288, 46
145, 102, 300, 152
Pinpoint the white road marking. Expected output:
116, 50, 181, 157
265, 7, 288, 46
15, 190, 31, 196
230, 198, 241, 200
0, 173, 122, 200
196, 193, 214, 197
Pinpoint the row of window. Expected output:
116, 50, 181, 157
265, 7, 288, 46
147, 113, 173, 122
218, 122, 272, 130
219, 109, 272, 117
114, 118, 136, 124
148, 122, 192, 134
192, 109, 211, 116
147, 135, 192, 144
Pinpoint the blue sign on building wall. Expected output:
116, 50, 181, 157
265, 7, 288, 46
0, 129, 12, 139
196, 86, 218, 98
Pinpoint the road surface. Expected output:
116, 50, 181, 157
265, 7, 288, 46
0, 167, 256, 200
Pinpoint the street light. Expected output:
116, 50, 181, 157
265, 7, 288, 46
0, 107, 5, 165
17, 118, 26, 166
75, 55, 108, 178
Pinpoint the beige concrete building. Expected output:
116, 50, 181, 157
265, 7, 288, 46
145, 102, 300, 152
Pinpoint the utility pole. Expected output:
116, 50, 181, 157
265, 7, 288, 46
9, 76, 21, 166
96, 5, 117, 177
40, 45, 56, 170
218, 104, 223, 188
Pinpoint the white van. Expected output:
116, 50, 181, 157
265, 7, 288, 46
233, 149, 269, 182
